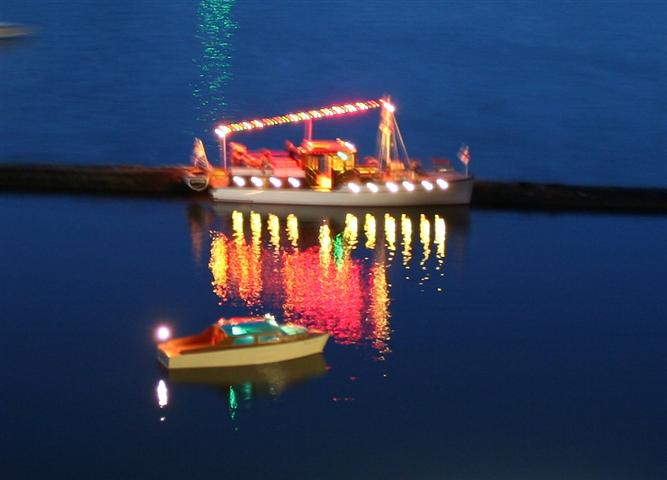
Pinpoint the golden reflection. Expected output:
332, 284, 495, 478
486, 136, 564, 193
319, 224, 332, 269
364, 213, 377, 249
343, 214, 359, 254
434, 214, 447, 264
419, 214, 431, 265
369, 263, 390, 356
286, 213, 299, 247
384, 213, 397, 256
267, 214, 281, 252
209, 232, 229, 302
401, 214, 413, 267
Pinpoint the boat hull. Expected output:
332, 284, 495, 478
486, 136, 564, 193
210, 176, 473, 206
158, 333, 329, 369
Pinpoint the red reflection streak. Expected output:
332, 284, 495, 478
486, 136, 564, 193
282, 247, 366, 344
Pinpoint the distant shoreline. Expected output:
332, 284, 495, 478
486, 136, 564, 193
0, 164, 665, 213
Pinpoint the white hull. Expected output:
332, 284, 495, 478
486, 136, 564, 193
211, 176, 474, 207
159, 333, 329, 369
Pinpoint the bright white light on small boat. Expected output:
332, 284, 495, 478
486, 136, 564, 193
288, 177, 301, 188
269, 177, 282, 188
250, 176, 264, 187
232, 176, 246, 187
337, 151, 348, 160
366, 182, 379, 193
348, 183, 361, 193
436, 179, 449, 190
386, 182, 399, 193
402, 181, 415, 192
421, 180, 434, 191
157, 380, 168, 408
156, 325, 171, 342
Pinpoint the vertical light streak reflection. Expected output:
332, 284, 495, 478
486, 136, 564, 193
228, 386, 238, 420
419, 214, 431, 266
194, 0, 238, 122
401, 214, 412, 267
209, 232, 229, 302
157, 380, 168, 408
369, 263, 391, 356
319, 224, 332, 269
434, 214, 447, 268
267, 214, 281, 253
286, 214, 299, 248
384, 214, 396, 260
364, 213, 377, 249
343, 214, 359, 254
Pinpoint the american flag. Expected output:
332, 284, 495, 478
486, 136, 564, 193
457, 145, 470, 165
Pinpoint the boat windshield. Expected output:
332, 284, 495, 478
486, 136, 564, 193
280, 325, 308, 336
220, 321, 282, 337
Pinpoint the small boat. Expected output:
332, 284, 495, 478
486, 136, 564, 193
156, 315, 329, 369
204, 96, 473, 206
0, 22, 34, 40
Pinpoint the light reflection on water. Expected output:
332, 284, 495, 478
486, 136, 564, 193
201, 204, 468, 352
193, 0, 237, 123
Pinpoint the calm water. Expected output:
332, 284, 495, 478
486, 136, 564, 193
0, 196, 665, 479
0, 1, 666, 479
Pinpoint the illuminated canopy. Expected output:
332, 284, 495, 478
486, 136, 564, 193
215, 99, 394, 138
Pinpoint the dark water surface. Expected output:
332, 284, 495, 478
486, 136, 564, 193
0, 196, 665, 479
1, 1, 666, 479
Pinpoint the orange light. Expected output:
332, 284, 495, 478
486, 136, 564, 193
215, 99, 383, 137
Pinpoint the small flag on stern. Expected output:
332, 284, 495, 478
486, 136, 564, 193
457, 145, 470, 166
191, 137, 211, 171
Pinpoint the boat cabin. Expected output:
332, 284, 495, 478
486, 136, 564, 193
300, 138, 357, 190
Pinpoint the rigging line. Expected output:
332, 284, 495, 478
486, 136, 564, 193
393, 116, 411, 166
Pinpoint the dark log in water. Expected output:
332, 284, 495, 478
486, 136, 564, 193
0, 164, 665, 212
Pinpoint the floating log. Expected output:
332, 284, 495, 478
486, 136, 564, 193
0, 164, 665, 212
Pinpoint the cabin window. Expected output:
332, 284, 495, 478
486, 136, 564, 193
232, 335, 255, 346
258, 335, 280, 344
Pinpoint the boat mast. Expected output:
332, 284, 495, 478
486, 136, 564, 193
376, 97, 396, 170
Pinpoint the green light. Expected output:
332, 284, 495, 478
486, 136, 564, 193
228, 386, 238, 420
333, 233, 344, 267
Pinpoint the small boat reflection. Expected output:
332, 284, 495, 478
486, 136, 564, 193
167, 353, 327, 399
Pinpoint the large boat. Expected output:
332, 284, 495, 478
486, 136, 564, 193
156, 315, 329, 369
199, 97, 473, 206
